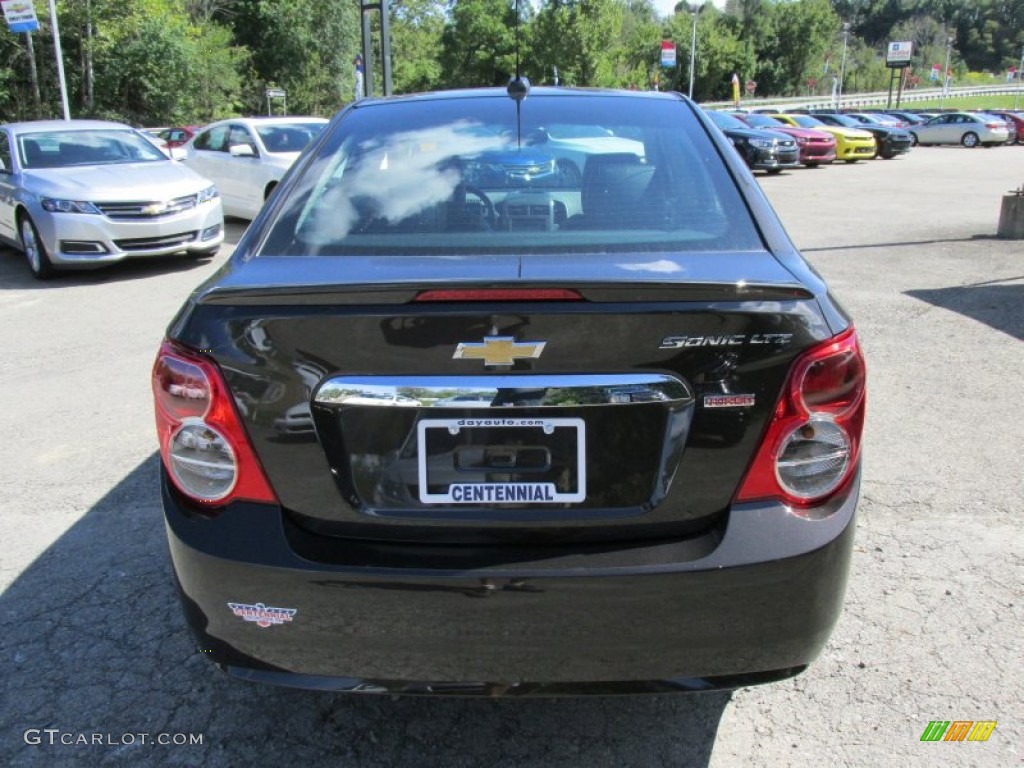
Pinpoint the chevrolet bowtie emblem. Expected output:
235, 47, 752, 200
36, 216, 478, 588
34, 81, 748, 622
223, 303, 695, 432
142, 201, 168, 216
453, 336, 546, 367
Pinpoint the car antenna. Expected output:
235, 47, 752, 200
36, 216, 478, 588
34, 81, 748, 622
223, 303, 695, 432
506, 0, 530, 148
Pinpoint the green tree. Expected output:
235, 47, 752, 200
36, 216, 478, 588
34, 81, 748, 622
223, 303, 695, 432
668, 6, 754, 100
533, 0, 623, 87
389, 0, 445, 94
230, 0, 360, 115
184, 22, 250, 121
440, 0, 528, 87
617, 0, 664, 89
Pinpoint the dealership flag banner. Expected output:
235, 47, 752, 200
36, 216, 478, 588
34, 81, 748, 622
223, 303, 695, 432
731, 73, 740, 106
661, 41, 676, 68
2, 0, 38, 33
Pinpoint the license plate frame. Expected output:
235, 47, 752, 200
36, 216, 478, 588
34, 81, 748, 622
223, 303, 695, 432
416, 416, 586, 505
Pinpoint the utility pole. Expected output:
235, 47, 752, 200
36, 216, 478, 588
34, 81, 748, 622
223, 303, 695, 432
359, 0, 393, 98
1016, 48, 1024, 111
47, 0, 70, 119
940, 36, 953, 110
687, 3, 702, 100
836, 22, 850, 110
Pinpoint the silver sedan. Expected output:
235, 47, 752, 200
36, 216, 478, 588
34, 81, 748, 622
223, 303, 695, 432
0, 119, 224, 279
909, 112, 1009, 148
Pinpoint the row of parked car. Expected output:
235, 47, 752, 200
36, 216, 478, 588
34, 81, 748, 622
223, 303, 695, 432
706, 106, 1022, 174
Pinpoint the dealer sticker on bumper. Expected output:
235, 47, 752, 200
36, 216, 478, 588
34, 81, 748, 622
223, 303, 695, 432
416, 417, 586, 505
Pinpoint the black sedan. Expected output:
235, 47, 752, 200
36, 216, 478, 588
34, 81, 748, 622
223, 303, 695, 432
153, 86, 865, 696
704, 109, 800, 173
812, 112, 913, 159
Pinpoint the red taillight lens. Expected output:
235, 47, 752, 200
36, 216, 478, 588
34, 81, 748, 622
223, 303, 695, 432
414, 288, 583, 302
735, 327, 866, 508
153, 355, 210, 419
153, 340, 277, 507
797, 338, 866, 415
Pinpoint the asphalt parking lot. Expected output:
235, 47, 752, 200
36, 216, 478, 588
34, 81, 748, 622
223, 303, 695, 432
2, 145, 1021, 767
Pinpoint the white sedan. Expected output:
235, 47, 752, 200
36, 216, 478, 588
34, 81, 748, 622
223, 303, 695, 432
183, 116, 328, 219
0, 119, 223, 279
909, 112, 1009, 147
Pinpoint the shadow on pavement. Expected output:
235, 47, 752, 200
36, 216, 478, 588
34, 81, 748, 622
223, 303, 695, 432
0, 249, 218, 290
906, 278, 1024, 341
803, 235, 994, 253
0, 220, 247, 291
2, 454, 730, 767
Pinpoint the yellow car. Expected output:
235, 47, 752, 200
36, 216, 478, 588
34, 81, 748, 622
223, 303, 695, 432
770, 114, 876, 163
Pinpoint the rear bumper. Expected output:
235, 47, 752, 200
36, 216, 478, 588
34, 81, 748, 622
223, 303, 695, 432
163, 472, 858, 695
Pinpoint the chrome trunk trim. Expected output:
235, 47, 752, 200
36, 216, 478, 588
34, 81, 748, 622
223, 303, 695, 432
314, 374, 693, 409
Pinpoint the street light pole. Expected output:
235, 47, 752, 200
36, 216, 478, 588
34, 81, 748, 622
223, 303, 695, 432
47, 0, 70, 119
940, 36, 953, 109
688, 3, 701, 100
1015, 48, 1024, 110
835, 22, 850, 110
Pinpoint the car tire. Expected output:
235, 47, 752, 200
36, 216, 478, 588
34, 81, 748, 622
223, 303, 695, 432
765, 168, 783, 175
844, 159, 858, 164
909, 133, 919, 146
961, 132, 979, 148
19, 214, 54, 280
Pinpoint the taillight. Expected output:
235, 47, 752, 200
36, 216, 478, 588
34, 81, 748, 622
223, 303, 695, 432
153, 340, 277, 506
735, 327, 866, 508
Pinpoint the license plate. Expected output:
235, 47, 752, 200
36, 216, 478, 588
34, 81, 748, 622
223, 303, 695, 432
416, 417, 586, 505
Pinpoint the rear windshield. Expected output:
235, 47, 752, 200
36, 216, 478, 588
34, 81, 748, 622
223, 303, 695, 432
258, 93, 763, 257
254, 122, 326, 153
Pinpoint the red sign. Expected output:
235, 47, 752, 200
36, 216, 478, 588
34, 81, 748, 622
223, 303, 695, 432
660, 40, 676, 68
745, 80, 757, 95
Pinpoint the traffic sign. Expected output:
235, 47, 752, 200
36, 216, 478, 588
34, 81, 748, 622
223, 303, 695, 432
745, 80, 757, 95
2, 0, 39, 33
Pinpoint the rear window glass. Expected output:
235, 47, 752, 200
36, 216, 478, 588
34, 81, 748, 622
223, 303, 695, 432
254, 122, 326, 153
258, 93, 763, 257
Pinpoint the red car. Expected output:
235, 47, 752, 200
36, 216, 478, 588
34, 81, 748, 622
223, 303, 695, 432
156, 126, 199, 148
985, 111, 1023, 145
735, 113, 837, 166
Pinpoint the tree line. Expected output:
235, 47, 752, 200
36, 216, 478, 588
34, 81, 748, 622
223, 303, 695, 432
1, 0, 1021, 127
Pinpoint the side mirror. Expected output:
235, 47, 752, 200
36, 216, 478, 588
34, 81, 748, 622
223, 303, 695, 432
229, 144, 257, 158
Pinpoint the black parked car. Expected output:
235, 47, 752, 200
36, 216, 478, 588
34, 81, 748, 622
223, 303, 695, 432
878, 109, 928, 126
704, 109, 801, 173
811, 112, 913, 159
154, 86, 865, 696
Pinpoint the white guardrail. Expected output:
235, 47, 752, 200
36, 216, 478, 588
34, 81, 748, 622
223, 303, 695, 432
704, 83, 1024, 111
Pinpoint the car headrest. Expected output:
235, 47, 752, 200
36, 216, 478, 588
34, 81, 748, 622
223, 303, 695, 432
580, 153, 655, 223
